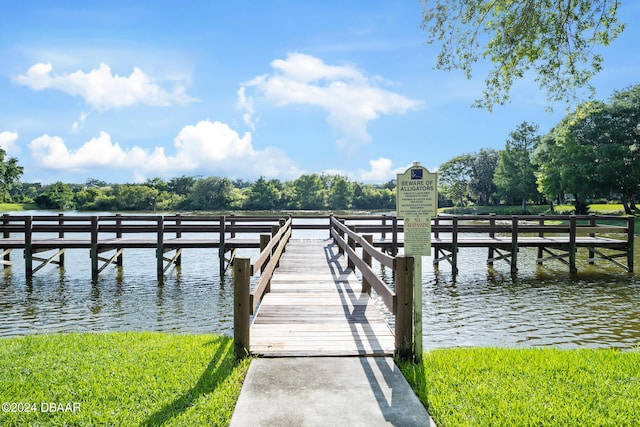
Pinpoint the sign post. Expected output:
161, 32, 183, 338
396, 162, 437, 360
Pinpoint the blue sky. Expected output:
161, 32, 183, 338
1, 1, 639, 185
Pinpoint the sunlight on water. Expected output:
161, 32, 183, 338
1, 216, 639, 351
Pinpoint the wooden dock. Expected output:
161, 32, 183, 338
250, 239, 395, 357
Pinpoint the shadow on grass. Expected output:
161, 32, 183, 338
140, 336, 236, 426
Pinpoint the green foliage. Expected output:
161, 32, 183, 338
494, 121, 540, 211
188, 177, 234, 210
533, 84, 640, 214
0, 332, 251, 427
35, 182, 75, 210
421, 0, 625, 109
438, 154, 473, 206
0, 149, 24, 203
399, 347, 640, 426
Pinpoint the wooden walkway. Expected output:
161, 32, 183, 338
250, 239, 395, 357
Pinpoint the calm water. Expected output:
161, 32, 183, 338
1, 214, 639, 350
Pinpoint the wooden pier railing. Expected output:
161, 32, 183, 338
232, 215, 416, 360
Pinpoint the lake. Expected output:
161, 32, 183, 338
1, 213, 638, 350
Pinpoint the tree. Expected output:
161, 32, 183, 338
536, 88, 640, 214
438, 155, 473, 206
468, 148, 498, 205
328, 175, 353, 210
292, 174, 326, 210
35, 182, 75, 209
188, 177, 234, 210
421, 0, 625, 109
494, 122, 540, 211
0, 149, 24, 202
245, 177, 281, 210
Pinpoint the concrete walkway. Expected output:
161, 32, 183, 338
229, 357, 437, 427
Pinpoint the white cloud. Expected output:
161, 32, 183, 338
16, 63, 196, 110
357, 157, 406, 182
236, 87, 256, 129
28, 121, 300, 181
0, 131, 19, 155
71, 111, 90, 133
239, 53, 424, 149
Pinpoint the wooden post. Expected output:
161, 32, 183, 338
381, 215, 387, 243
588, 214, 596, 264
175, 214, 182, 266
3, 214, 10, 268
219, 215, 226, 278
569, 215, 577, 273
115, 213, 123, 267
451, 216, 459, 274
394, 255, 414, 360
627, 216, 634, 273
25, 216, 33, 278
260, 234, 271, 293
537, 214, 545, 264
488, 213, 495, 265
234, 257, 251, 360
58, 213, 65, 267
362, 235, 373, 294
156, 216, 164, 279
347, 226, 356, 270
90, 216, 98, 280
432, 216, 439, 266
271, 224, 280, 267
338, 219, 345, 255
511, 216, 519, 273
392, 216, 398, 256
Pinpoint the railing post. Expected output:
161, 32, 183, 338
219, 215, 226, 278
362, 235, 373, 294
627, 216, 634, 273
392, 216, 398, 256
537, 214, 545, 264
488, 213, 495, 265
3, 214, 11, 268
156, 216, 164, 280
569, 215, 577, 273
588, 214, 596, 264
347, 226, 356, 270
175, 214, 182, 266
115, 213, 123, 267
394, 255, 414, 361
58, 213, 65, 267
90, 216, 98, 280
25, 216, 33, 278
234, 257, 251, 360
338, 219, 345, 255
260, 233, 271, 293
511, 216, 519, 274
451, 216, 459, 274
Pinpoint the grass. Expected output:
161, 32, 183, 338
0, 203, 38, 211
399, 347, 640, 427
0, 332, 251, 427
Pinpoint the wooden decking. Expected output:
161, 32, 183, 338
250, 239, 395, 357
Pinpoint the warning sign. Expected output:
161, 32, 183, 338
396, 163, 437, 218
404, 215, 431, 256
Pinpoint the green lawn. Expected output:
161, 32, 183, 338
399, 347, 640, 427
0, 332, 251, 427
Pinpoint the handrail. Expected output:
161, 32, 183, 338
250, 218, 292, 313
330, 216, 396, 314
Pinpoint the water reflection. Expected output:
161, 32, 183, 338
0, 223, 638, 351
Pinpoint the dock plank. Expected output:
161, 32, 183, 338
250, 239, 395, 357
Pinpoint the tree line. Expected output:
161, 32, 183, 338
9, 174, 396, 212
2, 83, 639, 214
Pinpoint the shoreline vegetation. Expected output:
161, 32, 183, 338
1, 333, 638, 426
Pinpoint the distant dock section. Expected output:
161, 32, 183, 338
0, 213, 634, 279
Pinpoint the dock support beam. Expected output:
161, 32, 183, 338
234, 257, 251, 360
